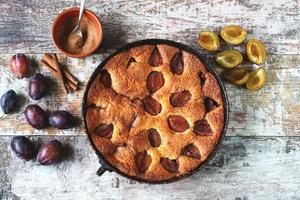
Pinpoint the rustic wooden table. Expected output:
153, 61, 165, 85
0, 0, 299, 199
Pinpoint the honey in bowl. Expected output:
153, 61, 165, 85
52, 8, 103, 58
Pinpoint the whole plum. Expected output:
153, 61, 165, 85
49, 111, 75, 129
10, 136, 35, 161
0, 90, 18, 114
25, 104, 47, 129
29, 73, 47, 100
37, 140, 62, 165
10, 54, 29, 79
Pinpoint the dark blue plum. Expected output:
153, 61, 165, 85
1, 90, 18, 114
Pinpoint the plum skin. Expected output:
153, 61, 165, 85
25, 104, 47, 129
29, 73, 47, 100
10, 136, 35, 161
49, 110, 75, 129
37, 140, 62, 165
0, 90, 18, 114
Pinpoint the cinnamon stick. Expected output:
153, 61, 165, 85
42, 54, 79, 86
41, 53, 81, 92
41, 60, 77, 91
53, 54, 69, 94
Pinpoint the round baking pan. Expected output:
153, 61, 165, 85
82, 39, 229, 184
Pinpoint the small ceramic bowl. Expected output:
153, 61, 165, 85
51, 7, 103, 58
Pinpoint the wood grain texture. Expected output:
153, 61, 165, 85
0, 0, 300, 199
0, 0, 299, 54
0, 136, 300, 200
0, 54, 299, 137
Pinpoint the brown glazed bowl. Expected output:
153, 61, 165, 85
82, 39, 230, 184
51, 7, 103, 58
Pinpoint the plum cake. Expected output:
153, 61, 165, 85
84, 44, 224, 182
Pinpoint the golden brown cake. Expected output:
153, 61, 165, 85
84, 44, 224, 182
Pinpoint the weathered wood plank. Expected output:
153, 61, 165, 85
0, 0, 299, 54
0, 0, 299, 199
0, 54, 299, 137
1, 136, 299, 199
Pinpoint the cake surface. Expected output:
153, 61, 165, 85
84, 44, 224, 182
